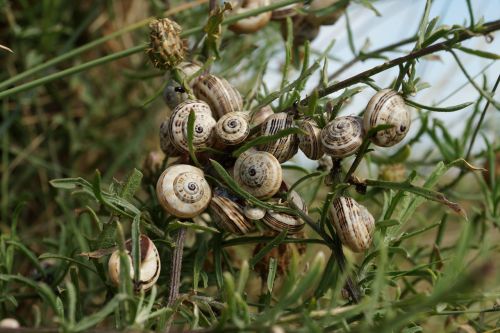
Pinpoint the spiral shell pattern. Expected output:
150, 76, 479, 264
263, 191, 307, 234
167, 100, 216, 152
193, 74, 243, 119
210, 195, 253, 234
259, 112, 299, 163
216, 112, 250, 145
330, 196, 375, 252
156, 164, 212, 218
320, 116, 364, 158
363, 89, 411, 147
298, 119, 324, 160
234, 150, 282, 199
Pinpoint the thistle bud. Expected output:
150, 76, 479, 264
147, 18, 186, 69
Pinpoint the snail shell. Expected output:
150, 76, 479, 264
167, 100, 216, 152
305, 0, 348, 26
162, 62, 201, 109
250, 105, 274, 127
298, 119, 324, 160
271, 3, 302, 20
244, 204, 266, 220
329, 196, 375, 252
210, 195, 253, 234
281, 16, 320, 47
0, 319, 20, 329
215, 112, 250, 145
263, 191, 307, 234
229, 0, 272, 34
160, 119, 182, 157
258, 112, 299, 163
108, 235, 161, 291
363, 89, 411, 147
320, 116, 364, 158
156, 164, 212, 218
233, 150, 282, 199
193, 74, 243, 119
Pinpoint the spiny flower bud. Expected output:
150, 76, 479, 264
147, 18, 186, 69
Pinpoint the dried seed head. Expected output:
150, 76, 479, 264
147, 18, 186, 69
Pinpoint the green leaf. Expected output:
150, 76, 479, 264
203, 2, 232, 59
120, 169, 143, 201
187, 109, 201, 167
72, 294, 128, 332
249, 230, 287, 268
417, 0, 432, 48
193, 237, 208, 291
232, 127, 305, 157
405, 99, 473, 112
39, 253, 99, 275
166, 220, 219, 234
456, 46, 500, 60
267, 257, 278, 293
131, 215, 141, 285
89, 221, 118, 250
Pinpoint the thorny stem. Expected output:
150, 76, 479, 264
302, 19, 500, 105
165, 227, 187, 331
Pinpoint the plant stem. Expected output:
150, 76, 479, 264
302, 19, 500, 105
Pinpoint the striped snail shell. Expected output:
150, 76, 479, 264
229, 0, 272, 34
250, 105, 274, 127
215, 112, 250, 145
298, 119, 324, 160
159, 119, 182, 157
156, 164, 212, 218
320, 116, 364, 158
363, 89, 411, 147
258, 112, 299, 163
167, 100, 216, 152
244, 204, 266, 220
210, 195, 253, 234
263, 190, 307, 234
330, 196, 375, 252
108, 235, 161, 291
233, 150, 282, 199
193, 74, 243, 119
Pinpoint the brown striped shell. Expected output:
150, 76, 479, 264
363, 89, 411, 147
258, 112, 299, 163
192, 74, 243, 119
329, 196, 375, 252
229, 0, 272, 34
215, 112, 250, 145
263, 191, 307, 234
108, 235, 161, 291
167, 100, 216, 152
250, 105, 274, 127
320, 116, 364, 158
210, 195, 253, 234
234, 150, 282, 199
298, 119, 324, 160
156, 164, 212, 218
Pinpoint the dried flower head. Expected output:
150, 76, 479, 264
147, 18, 186, 69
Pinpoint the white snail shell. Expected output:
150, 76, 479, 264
259, 112, 299, 163
243, 204, 266, 220
250, 105, 274, 127
215, 111, 250, 145
210, 195, 253, 234
0, 319, 20, 329
321, 116, 364, 158
234, 150, 282, 199
167, 100, 216, 152
298, 119, 324, 160
229, 0, 272, 33
330, 196, 375, 252
193, 74, 243, 120
156, 164, 212, 218
108, 235, 161, 291
363, 89, 411, 147
160, 119, 182, 157
263, 190, 307, 234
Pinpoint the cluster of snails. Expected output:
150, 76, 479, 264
228, 0, 348, 46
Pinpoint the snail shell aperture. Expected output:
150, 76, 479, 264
363, 89, 411, 147
320, 116, 364, 158
156, 164, 212, 218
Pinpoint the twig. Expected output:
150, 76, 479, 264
301, 19, 500, 105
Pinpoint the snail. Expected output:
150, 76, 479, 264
233, 150, 282, 199
210, 195, 253, 234
320, 116, 364, 158
163, 62, 201, 109
244, 204, 266, 220
228, 0, 272, 34
156, 164, 212, 218
271, 3, 302, 20
363, 89, 411, 147
258, 112, 299, 163
215, 111, 250, 145
193, 74, 243, 119
280, 16, 320, 47
305, 0, 348, 26
159, 119, 182, 157
298, 119, 324, 160
167, 100, 216, 153
263, 190, 307, 234
250, 105, 274, 127
108, 235, 161, 291
329, 196, 375, 252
